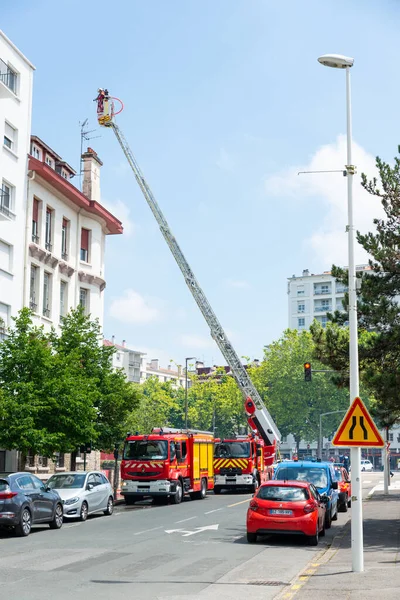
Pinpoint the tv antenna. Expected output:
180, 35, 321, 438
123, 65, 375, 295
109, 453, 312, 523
78, 119, 101, 189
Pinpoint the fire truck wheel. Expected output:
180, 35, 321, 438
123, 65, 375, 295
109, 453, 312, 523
170, 480, 183, 504
191, 478, 207, 500
213, 486, 222, 495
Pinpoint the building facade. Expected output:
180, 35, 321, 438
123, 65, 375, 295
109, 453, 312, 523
287, 265, 371, 330
26, 140, 122, 331
103, 338, 145, 384
0, 31, 34, 334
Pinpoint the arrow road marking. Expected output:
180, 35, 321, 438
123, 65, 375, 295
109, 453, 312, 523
165, 524, 219, 537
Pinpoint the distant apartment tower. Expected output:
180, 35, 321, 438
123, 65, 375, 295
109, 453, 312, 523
0, 31, 34, 330
103, 338, 145, 383
288, 266, 370, 330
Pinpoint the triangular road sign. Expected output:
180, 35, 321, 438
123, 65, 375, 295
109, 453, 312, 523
332, 397, 384, 447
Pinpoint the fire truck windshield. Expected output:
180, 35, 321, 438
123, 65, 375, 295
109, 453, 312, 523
123, 440, 168, 460
214, 442, 250, 459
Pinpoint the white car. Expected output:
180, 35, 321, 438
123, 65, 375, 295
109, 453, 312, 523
349, 459, 373, 473
46, 471, 114, 521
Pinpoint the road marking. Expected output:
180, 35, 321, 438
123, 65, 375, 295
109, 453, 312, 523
165, 524, 219, 537
227, 498, 251, 507
204, 508, 223, 514
363, 480, 372, 484
134, 526, 164, 536
175, 516, 197, 523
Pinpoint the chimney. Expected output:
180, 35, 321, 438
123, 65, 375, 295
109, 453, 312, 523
81, 147, 103, 203
150, 359, 159, 371
302, 269, 310, 277
122, 339, 126, 348
111, 335, 115, 345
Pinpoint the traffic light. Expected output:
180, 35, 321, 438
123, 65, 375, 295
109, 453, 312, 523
304, 362, 312, 382
80, 442, 92, 454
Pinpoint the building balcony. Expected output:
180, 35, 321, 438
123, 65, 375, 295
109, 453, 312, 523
129, 361, 141, 368
314, 289, 331, 295
0, 59, 17, 98
314, 305, 331, 312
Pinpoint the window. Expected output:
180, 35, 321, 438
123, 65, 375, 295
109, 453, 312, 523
60, 281, 67, 319
30, 265, 38, 311
38, 455, 48, 468
32, 198, 39, 243
0, 240, 11, 272
297, 303, 305, 313
298, 317, 305, 328
297, 285, 305, 295
43, 272, 51, 318
0, 60, 17, 94
4, 122, 16, 151
45, 207, 52, 251
79, 287, 89, 314
116, 353, 121, 361
80, 228, 90, 262
0, 181, 13, 217
16, 476, 35, 491
31, 145, 41, 160
389, 433, 394, 442
321, 299, 330, 308
321, 285, 329, 294
0, 302, 9, 333
61, 218, 69, 259
45, 155, 54, 168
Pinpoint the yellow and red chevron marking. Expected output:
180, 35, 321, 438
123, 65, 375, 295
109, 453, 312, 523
214, 458, 248, 470
124, 461, 164, 470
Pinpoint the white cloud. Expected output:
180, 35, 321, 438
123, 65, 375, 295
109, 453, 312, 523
224, 279, 250, 289
101, 198, 134, 236
109, 289, 161, 324
264, 135, 383, 268
180, 333, 215, 349
216, 147, 235, 172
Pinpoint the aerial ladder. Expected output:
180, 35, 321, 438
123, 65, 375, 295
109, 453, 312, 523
94, 89, 281, 446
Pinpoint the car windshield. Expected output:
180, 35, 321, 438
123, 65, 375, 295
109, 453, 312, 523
123, 440, 168, 460
333, 468, 343, 481
214, 442, 250, 458
47, 474, 86, 489
276, 467, 328, 489
257, 485, 309, 501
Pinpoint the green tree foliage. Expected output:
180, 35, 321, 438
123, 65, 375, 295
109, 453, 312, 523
251, 330, 350, 449
125, 376, 182, 434
313, 149, 400, 420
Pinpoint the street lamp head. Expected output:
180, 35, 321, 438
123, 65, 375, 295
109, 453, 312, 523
318, 54, 354, 69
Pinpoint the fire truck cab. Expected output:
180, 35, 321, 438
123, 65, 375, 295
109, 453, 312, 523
213, 435, 269, 494
121, 428, 214, 505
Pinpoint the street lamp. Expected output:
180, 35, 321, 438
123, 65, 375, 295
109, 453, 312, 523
185, 357, 196, 429
318, 53, 363, 572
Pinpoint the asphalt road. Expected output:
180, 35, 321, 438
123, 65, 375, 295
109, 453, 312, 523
0, 472, 389, 600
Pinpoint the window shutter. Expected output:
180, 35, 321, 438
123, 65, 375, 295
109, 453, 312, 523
81, 228, 89, 250
33, 199, 39, 222
4, 123, 14, 141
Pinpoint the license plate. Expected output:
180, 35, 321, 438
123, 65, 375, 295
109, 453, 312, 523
138, 487, 150, 491
270, 509, 292, 515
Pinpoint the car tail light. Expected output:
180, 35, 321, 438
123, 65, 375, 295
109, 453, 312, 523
303, 501, 317, 514
249, 499, 259, 512
0, 491, 18, 500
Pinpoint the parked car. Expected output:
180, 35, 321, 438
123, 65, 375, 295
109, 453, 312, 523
0, 472, 63, 537
246, 480, 327, 546
273, 460, 339, 529
333, 465, 351, 512
349, 459, 373, 473
46, 471, 114, 521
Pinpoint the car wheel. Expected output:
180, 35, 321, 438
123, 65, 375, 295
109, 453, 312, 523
348, 497, 351, 508
170, 480, 183, 505
341, 494, 348, 512
15, 508, 32, 537
49, 503, 64, 529
320, 520, 326, 537
214, 486, 222, 495
104, 496, 114, 516
79, 501, 88, 521
247, 532, 257, 543
308, 524, 319, 546
325, 509, 332, 529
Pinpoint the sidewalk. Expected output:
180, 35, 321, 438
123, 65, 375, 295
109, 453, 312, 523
285, 486, 400, 600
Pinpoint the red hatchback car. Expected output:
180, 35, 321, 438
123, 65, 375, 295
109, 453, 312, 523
246, 480, 327, 546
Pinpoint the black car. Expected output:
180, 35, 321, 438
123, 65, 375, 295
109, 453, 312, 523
0, 472, 64, 536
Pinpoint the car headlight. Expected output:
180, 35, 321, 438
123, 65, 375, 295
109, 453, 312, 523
64, 497, 80, 505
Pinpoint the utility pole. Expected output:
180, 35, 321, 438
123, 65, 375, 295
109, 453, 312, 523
185, 357, 196, 429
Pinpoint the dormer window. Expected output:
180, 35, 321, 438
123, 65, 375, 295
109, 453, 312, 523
45, 155, 54, 169
31, 145, 41, 160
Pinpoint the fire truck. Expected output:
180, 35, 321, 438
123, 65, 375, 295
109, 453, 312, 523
120, 428, 214, 505
213, 397, 277, 493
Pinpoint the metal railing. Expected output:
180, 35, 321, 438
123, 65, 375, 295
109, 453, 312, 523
31, 234, 39, 244
0, 188, 11, 218
29, 300, 37, 311
314, 289, 331, 295
61, 252, 68, 261
45, 241, 52, 251
314, 305, 331, 312
43, 307, 50, 318
0, 58, 17, 94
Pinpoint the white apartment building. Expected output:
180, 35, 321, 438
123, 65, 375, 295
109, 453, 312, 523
144, 358, 187, 387
26, 140, 122, 331
103, 338, 145, 384
0, 31, 34, 332
288, 266, 371, 330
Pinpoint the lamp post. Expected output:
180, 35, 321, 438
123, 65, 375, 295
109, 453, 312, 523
319, 410, 347, 460
318, 53, 363, 572
185, 357, 196, 429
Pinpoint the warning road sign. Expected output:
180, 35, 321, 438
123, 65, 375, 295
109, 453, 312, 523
332, 397, 384, 447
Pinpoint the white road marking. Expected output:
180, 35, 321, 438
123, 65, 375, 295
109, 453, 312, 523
363, 480, 372, 484
134, 525, 164, 536
175, 516, 197, 523
204, 508, 223, 514
165, 524, 219, 537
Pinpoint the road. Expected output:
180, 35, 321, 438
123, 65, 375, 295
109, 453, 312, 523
0, 472, 392, 600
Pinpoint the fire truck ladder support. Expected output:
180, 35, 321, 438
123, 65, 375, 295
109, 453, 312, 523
107, 119, 280, 445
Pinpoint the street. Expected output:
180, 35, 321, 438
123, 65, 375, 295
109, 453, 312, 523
0, 472, 391, 600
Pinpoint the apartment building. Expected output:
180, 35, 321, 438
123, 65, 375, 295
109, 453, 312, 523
0, 31, 34, 332
103, 338, 145, 383
143, 358, 187, 387
287, 266, 371, 330
26, 140, 123, 330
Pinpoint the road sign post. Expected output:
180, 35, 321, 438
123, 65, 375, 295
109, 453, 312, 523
332, 396, 384, 572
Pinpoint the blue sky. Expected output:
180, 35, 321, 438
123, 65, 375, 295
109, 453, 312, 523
3, 1, 399, 367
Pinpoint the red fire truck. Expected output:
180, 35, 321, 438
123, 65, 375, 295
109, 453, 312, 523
213, 397, 277, 493
120, 428, 214, 505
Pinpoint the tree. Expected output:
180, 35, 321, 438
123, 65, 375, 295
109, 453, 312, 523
125, 376, 182, 434
250, 329, 350, 452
